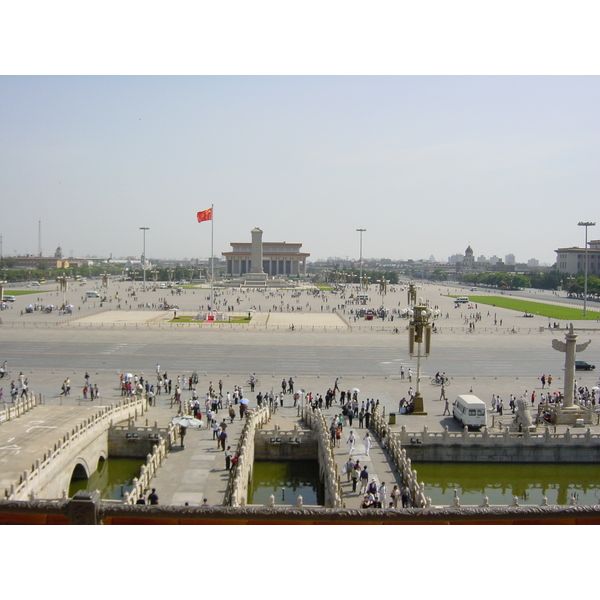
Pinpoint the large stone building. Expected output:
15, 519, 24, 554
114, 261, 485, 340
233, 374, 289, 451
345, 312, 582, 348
555, 240, 600, 276
222, 228, 309, 277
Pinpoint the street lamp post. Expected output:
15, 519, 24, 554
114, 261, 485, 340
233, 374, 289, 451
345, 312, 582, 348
139, 227, 149, 290
408, 305, 431, 415
356, 229, 366, 293
578, 221, 595, 317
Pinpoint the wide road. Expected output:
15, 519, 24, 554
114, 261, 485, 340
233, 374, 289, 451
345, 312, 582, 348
0, 327, 575, 379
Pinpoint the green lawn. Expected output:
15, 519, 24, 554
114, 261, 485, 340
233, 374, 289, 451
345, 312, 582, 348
450, 295, 600, 320
6, 290, 46, 296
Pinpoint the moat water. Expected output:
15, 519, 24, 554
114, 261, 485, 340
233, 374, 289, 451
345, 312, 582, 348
69, 457, 146, 500
416, 462, 600, 506
248, 461, 324, 506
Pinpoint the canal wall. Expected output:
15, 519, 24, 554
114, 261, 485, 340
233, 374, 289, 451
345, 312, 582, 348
394, 425, 600, 463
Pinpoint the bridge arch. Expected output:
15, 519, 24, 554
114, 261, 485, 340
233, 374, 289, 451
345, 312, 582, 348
70, 460, 90, 481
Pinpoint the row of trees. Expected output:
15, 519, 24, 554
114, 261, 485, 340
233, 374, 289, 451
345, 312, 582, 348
456, 270, 600, 296
0, 262, 215, 284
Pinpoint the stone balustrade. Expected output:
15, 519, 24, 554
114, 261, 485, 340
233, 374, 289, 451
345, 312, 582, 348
370, 406, 427, 508
396, 424, 600, 447
301, 407, 343, 508
3, 395, 148, 501
123, 429, 174, 504
0, 393, 38, 424
228, 404, 271, 507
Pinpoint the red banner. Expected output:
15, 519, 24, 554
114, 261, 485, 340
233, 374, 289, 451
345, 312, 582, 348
197, 208, 212, 223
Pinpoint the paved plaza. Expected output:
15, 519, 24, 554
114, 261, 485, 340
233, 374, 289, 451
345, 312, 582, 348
1, 280, 599, 506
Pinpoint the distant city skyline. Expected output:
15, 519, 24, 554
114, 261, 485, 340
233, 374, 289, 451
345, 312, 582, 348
1, 76, 598, 266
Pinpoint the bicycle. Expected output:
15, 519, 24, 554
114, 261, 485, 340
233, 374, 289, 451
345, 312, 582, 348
246, 378, 261, 388
430, 376, 451, 387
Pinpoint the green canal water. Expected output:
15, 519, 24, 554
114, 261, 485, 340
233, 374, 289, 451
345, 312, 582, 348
69, 458, 146, 500
416, 462, 600, 506
248, 461, 324, 506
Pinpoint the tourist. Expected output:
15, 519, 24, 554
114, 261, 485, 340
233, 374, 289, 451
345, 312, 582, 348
148, 488, 159, 505
347, 430, 356, 454
378, 482, 387, 507
359, 465, 369, 494
391, 484, 400, 508
401, 483, 410, 508
344, 457, 354, 482
351, 465, 359, 492
225, 446, 232, 470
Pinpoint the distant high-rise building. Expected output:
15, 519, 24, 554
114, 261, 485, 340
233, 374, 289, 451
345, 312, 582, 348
505, 253, 515, 265
489, 255, 500, 265
527, 258, 539, 267
477, 255, 487, 263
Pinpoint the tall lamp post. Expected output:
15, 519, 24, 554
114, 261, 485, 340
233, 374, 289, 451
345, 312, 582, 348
356, 229, 366, 293
578, 221, 595, 317
408, 304, 431, 415
139, 227, 149, 290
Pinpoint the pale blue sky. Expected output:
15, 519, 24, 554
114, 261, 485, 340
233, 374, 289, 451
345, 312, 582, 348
1, 76, 598, 265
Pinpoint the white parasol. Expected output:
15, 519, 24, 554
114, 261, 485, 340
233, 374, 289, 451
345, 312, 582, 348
172, 415, 204, 428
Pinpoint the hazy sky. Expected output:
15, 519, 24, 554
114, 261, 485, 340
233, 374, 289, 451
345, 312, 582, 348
1, 76, 598, 265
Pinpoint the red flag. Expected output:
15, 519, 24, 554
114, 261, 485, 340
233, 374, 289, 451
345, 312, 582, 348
197, 208, 212, 223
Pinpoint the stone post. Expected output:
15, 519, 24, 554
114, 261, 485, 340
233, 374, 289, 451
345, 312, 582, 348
67, 489, 101, 525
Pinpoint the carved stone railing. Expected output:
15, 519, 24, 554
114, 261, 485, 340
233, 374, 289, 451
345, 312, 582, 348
4, 395, 148, 501
301, 407, 343, 508
227, 404, 271, 507
123, 431, 174, 504
3, 493, 600, 525
370, 406, 427, 508
396, 425, 600, 446
0, 393, 38, 424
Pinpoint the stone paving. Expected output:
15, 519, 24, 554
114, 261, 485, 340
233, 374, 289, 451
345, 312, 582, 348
1, 280, 600, 507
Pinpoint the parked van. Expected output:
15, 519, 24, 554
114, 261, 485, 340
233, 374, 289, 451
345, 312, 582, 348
356, 294, 370, 302
452, 394, 487, 429
86, 291, 100, 298
454, 296, 469, 304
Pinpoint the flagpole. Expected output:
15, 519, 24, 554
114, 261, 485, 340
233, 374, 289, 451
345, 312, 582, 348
210, 204, 214, 316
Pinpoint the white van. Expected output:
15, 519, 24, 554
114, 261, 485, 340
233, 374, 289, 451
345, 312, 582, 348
454, 296, 469, 304
356, 294, 370, 302
86, 291, 100, 298
452, 394, 487, 429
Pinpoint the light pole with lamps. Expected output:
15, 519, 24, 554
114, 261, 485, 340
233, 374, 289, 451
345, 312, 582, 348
139, 227, 149, 290
577, 221, 595, 317
408, 304, 431, 415
356, 228, 366, 293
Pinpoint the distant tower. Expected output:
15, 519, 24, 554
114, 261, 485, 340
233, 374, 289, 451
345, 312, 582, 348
38, 220, 42, 257
463, 245, 474, 269
54, 246, 63, 259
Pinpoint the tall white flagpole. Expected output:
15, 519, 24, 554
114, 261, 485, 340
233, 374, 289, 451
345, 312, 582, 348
210, 204, 214, 316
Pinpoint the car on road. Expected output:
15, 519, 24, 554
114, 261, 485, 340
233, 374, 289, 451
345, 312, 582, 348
575, 360, 595, 371
2, 295, 16, 302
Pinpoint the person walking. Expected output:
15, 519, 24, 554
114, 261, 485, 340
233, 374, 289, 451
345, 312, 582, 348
225, 446, 232, 470
378, 482, 387, 507
148, 488, 159, 505
351, 465, 359, 493
344, 457, 354, 482
347, 430, 356, 454
443, 397, 450, 415
391, 484, 400, 508
401, 483, 410, 508
359, 466, 369, 494
363, 432, 371, 457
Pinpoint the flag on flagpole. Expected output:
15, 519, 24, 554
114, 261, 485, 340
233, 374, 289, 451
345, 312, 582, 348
197, 208, 212, 223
